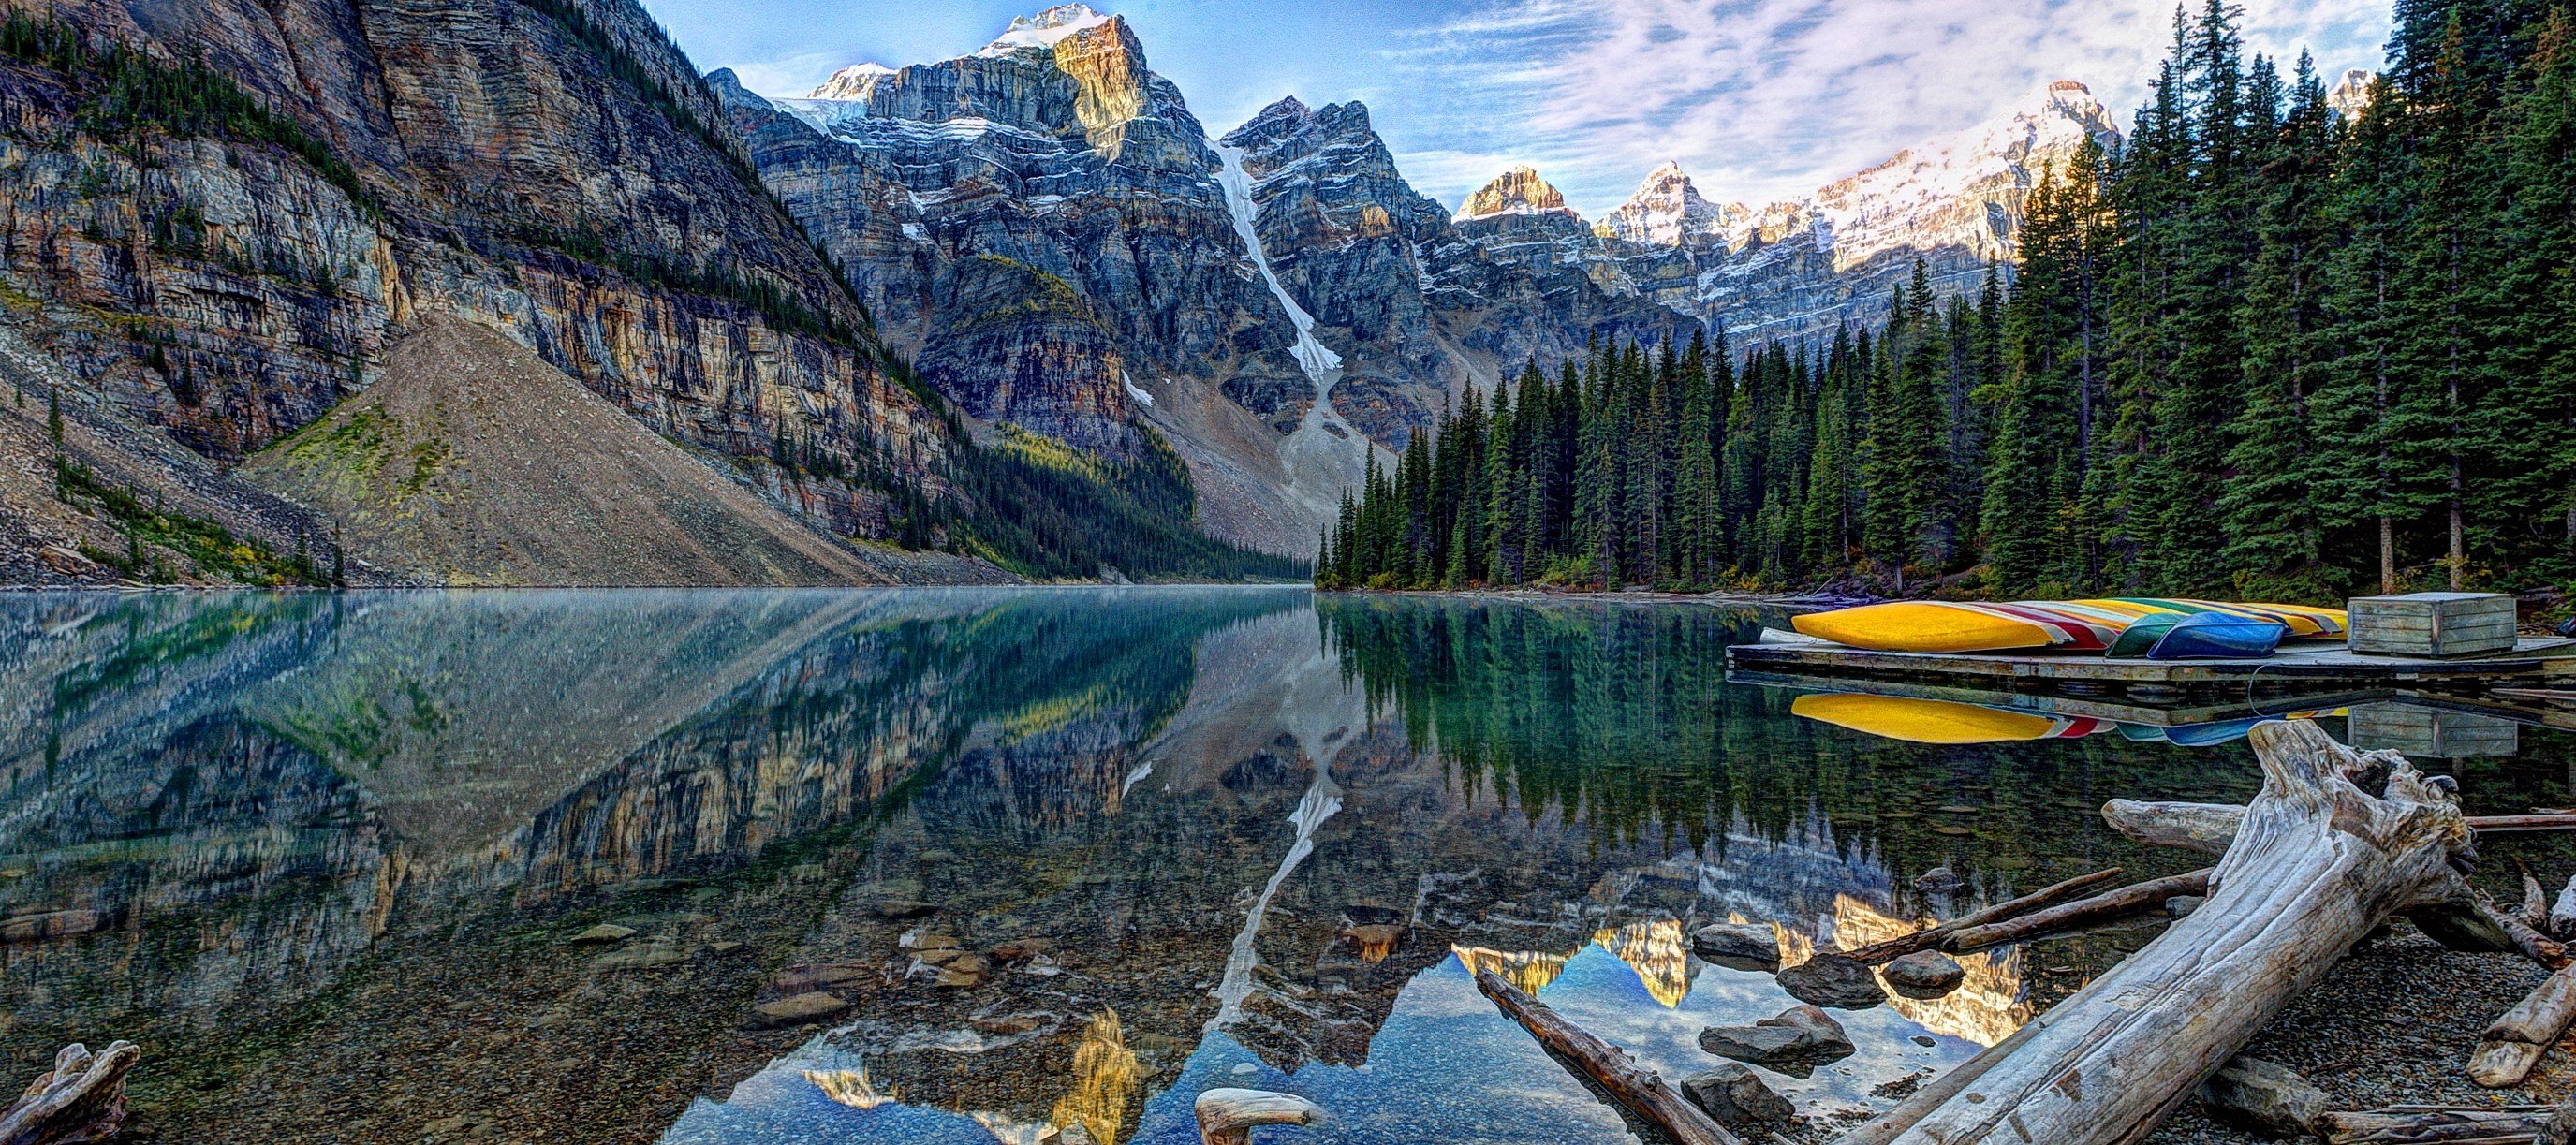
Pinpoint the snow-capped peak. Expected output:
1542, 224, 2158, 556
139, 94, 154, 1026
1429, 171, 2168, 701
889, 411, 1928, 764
808, 62, 893, 100
1599, 160, 1735, 247
979, 5, 1115, 57
1793, 79, 2120, 271
2327, 68, 2377, 120
1456, 165, 1576, 223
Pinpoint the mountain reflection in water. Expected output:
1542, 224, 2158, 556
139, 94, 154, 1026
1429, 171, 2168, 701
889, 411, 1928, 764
6, 589, 2572, 1144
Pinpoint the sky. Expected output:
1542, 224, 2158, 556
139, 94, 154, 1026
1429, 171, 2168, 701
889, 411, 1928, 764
640, 0, 2393, 216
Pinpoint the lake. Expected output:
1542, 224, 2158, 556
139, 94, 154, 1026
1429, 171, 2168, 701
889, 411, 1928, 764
3, 587, 2569, 1144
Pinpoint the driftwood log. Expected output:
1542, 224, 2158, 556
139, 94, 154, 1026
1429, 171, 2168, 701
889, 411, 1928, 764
1472, 968, 1744, 1145
2469, 966, 2576, 1087
0, 1042, 139, 1145
1193, 1088, 1325, 1145
1837, 867, 2127, 964
2320, 1106, 2560, 1143
1943, 869, 2214, 954
1842, 721, 2477, 1145
2551, 875, 2576, 937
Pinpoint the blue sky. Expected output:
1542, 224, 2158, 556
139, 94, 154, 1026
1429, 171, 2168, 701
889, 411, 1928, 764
641, 0, 2392, 215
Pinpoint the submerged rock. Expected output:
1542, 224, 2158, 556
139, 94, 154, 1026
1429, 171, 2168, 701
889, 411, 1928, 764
1883, 950, 1966, 998
1913, 866, 1964, 896
1690, 922, 1782, 971
1776, 953, 1886, 1008
750, 991, 851, 1028
567, 924, 636, 946
1681, 1062, 1794, 1127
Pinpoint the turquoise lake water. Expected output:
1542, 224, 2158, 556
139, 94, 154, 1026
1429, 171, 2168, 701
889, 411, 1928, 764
2, 588, 2567, 1143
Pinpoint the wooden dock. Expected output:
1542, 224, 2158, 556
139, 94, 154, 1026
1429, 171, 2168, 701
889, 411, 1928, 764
1726, 633, 2576, 700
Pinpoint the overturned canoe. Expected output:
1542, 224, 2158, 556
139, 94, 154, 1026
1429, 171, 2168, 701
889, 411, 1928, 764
1790, 694, 2112, 744
2145, 614, 2287, 660
1790, 600, 2133, 653
1790, 598, 2346, 654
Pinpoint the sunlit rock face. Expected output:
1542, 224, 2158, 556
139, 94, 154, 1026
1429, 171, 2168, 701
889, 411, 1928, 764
0, 0, 948, 542
1457, 166, 1574, 222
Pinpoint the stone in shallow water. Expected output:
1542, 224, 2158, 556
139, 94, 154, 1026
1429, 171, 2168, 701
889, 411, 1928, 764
1681, 1063, 1794, 1127
1883, 950, 1965, 998
773, 963, 872, 991
1699, 1005, 1853, 1078
1777, 953, 1886, 1008
751, 991, 850, 1027
567, 923, 635, 946
593, 938, 688, 971
1690, 921, 1782, 971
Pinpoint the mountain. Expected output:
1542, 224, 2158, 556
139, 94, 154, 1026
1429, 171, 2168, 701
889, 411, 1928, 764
1676, 81, 2124, 344
731, 7, 1691, 556
2328, 68, 2378, 119
1597, 161, 1744, 249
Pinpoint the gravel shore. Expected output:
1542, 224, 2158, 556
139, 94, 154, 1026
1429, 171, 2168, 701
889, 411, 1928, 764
1773, 926, 2563, 1143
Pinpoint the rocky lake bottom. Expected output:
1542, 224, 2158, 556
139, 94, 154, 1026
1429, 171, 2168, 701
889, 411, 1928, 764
2, 587, 2569, 1143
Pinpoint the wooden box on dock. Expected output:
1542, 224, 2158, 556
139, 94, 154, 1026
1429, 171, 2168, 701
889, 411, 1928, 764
2347, 592, 2519, 658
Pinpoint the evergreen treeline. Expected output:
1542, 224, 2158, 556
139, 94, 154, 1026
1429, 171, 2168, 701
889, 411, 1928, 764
1322, 0, 2576, 602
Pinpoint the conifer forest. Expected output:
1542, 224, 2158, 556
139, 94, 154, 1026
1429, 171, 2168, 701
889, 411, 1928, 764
1318, 0, 2576, 603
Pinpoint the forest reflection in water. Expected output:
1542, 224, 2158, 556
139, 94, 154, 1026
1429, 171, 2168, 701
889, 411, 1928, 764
2, 588, 2570, 1144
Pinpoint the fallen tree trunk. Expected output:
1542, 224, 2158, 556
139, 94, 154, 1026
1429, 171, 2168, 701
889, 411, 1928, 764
1473, 968, 1743, 1145
1847, 721, 2477, 1145
1943, 869, 2214, 954
0, 1042, 139, 1145
2468, 966, 2576, 1088
1838, 868, 2127, 964
2105, 801, 2576, 850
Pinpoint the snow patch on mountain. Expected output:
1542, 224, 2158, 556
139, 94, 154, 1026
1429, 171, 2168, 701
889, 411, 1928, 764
1214, 141, 1342, 383
980, 4, 1114, 57
2328, 68, 2377, 120
808, 62, 893, 100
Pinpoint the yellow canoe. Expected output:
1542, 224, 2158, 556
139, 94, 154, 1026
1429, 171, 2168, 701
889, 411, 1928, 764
1790, 695, 2110, 744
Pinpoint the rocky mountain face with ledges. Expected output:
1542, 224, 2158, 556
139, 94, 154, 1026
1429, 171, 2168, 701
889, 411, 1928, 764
0, 0, 972, 569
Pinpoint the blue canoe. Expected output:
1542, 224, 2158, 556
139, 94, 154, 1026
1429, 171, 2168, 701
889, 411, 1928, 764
2145, 613, 2289, 660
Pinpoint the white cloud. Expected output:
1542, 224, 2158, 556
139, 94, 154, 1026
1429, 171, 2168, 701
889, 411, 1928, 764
1385, 0, 2390, 216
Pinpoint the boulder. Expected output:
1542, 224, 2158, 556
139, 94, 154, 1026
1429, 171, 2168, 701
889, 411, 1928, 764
1690, 922, 1782, 971
1699, 1005, 1853, 1078
2200, 1056, 2328, 1138
1883, 950, 1966, 998
1914, 865, 1965, 896
1776, 953, 1886, 1008
1680, 1063, 1795, 1128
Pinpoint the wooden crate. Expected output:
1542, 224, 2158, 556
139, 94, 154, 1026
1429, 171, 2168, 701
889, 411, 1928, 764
2348, 592, 2519, 658
2348, 703, 2520, 757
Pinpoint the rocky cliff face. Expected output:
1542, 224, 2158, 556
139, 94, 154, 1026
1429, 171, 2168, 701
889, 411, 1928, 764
1222, 102, 1694, 443
0, 0, 964, 568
